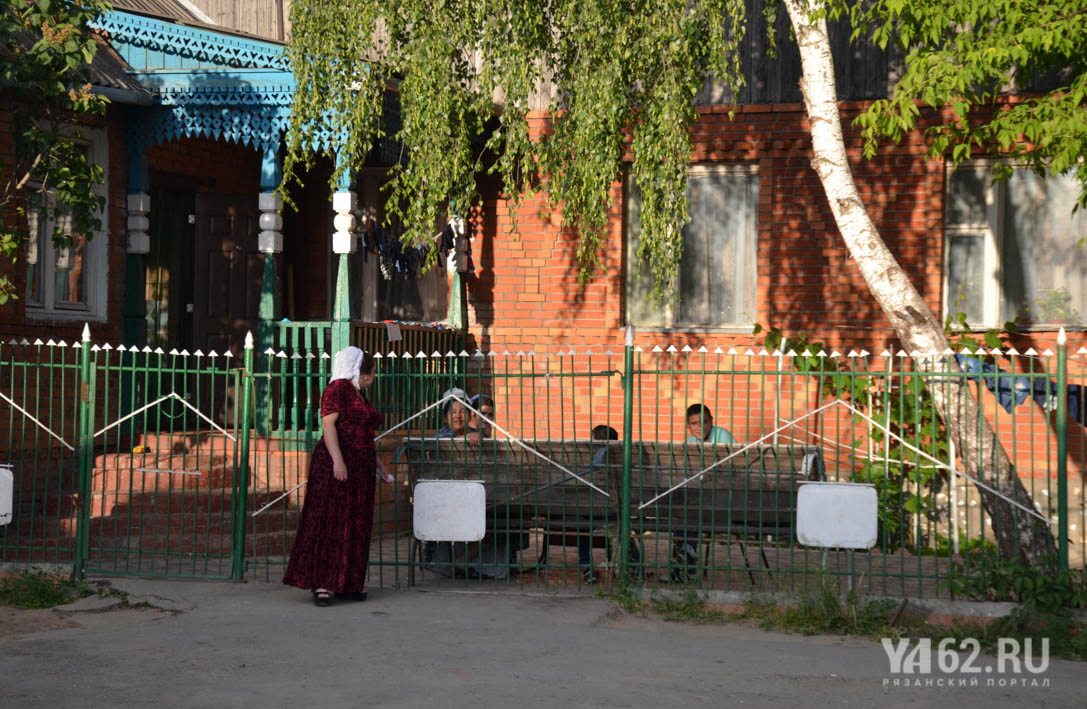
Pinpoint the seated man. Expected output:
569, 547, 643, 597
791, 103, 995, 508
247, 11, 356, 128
664, 404, 737, 583
577, 425, 640, 584
685, 403, 736, 444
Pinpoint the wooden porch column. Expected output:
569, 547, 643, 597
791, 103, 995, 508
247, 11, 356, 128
257, 145, 284, 352
331, 169, 356, 353
122, 108, 150, 348
256, 144, 283, 433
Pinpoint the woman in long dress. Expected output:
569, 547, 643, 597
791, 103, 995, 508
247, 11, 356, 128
283, 347, 394, 606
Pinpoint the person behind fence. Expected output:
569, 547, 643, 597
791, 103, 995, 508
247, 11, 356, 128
575, 425, 641, 583
436, 390, 492, 445
467, 394, 495, 440
425, 389, 525, 578
283, 347, 395, 607
685, 403, 737, 445
435, 388, 470, 439
667, 404, 737, 583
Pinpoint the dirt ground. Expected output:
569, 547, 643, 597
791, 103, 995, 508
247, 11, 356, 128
1, 577, 1085, 708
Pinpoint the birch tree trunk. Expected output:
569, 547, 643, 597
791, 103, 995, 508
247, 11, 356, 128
782, 0, 1055, 567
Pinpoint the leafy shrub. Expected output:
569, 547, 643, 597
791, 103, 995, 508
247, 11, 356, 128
0, 569, 89, 609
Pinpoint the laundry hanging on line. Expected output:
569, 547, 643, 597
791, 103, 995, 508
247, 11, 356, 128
954, 354, 1085, 427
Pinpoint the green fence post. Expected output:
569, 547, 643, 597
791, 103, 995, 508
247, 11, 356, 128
619, 326, 635, 585
1056, 328, 1068, 572
233, 332, 256, 581
73, 324, 93, 581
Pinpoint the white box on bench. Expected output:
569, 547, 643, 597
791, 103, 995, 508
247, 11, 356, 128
796, 481, 877, 549
413, 480, 486, 542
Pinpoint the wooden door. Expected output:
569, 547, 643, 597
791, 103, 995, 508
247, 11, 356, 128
192, 194, 262, 357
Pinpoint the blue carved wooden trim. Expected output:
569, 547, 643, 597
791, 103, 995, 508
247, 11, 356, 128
93, 11, 288, 71
127, 69, 296, 98
97, 12, 392, 161
128, 103, 294, 153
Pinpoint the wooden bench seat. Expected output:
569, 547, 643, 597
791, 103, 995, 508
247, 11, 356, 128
394, 438, 824, 584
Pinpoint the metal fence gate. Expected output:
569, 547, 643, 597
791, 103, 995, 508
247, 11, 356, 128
1, 326, 1081, 596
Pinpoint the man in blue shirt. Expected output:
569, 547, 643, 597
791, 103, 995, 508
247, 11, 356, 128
686, 403, 736, 444
664, 404, 736, 584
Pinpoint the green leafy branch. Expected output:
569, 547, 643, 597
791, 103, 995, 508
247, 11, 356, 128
0, 0, 110, 305
283, 0, 750, 296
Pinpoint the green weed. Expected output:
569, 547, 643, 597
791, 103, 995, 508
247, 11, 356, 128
651, 589, 728, 623
0, 569, 90, 610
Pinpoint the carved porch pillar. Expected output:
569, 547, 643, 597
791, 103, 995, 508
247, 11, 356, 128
331, 184, 357, 354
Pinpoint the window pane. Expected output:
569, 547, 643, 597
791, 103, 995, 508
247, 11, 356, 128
25, 199, 44, 304
947, 235, 985, 325
53, 211, 87, 307
947, 169, 990, 226
676, 171, 756, 326
625, 179, 668, 327
1002, 170, 1087, 325
677, 176, 711, 325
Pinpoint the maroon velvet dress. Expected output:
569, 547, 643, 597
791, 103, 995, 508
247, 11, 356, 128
283, 379, 383, 593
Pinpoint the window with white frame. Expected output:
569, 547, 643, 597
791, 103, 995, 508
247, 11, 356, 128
25, 126, 109, 320
945, 163, 1087, 329
625, 164, 757, 328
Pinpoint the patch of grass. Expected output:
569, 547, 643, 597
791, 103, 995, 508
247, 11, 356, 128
0, 569, 91, 610
955, 606, 1087, 662
607, 583, 644, 613
651, 589, 728, 624
742, 582, 1087, 662
743, 584, 900, 638
625, 575, 1087, 663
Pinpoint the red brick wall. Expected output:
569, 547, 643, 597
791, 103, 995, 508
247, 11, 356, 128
454, 103, 1087, 496
468, 104, 940, 354
148, 135, 262, 195
0, 105, 127, 344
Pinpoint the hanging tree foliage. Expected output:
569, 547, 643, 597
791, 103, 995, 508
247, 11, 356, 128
283, 0, 748, 295
0, 0, 109, 305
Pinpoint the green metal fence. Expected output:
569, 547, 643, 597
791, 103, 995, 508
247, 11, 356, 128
1, 327, 1082, 601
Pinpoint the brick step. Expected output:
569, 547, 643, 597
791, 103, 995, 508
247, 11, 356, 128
8, 469, 80, 497
83, 489, 295, 517
91, 452, 309, 492
4, 483, 410, 558
70, 507, 300, 537
11, 492, 79, 516
87, 530, 295, 558
92, 431, 313, 456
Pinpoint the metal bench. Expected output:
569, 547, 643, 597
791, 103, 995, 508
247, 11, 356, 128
394, 438, 824, 584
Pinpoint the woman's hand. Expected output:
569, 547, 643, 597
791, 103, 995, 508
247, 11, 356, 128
333, 459, 348, 482
377, 460, 394, 484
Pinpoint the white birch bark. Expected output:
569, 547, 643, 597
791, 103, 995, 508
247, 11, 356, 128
782, 0, 1054, 566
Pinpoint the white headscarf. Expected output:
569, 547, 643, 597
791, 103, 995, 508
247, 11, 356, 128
329, 346, 365, 386
440, 387, 468, 415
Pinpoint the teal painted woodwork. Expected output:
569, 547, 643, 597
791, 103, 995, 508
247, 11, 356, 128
92, 11, 289, 72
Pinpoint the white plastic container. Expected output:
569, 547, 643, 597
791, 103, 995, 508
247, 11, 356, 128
412, 480, 486, 542
796, 481, 877, 549
0, 464, 13, 526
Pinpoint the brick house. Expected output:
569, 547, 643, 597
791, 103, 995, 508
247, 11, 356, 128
3, 1, 1083, 458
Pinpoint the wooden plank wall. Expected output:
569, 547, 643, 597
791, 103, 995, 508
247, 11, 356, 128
190, 0, 292, 41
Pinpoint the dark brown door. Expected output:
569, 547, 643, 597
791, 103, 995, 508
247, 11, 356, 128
193, 194, 262, 358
